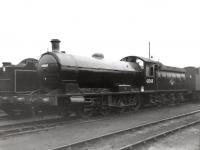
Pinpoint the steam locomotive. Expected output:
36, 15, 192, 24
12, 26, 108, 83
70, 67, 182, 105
0, 58, 39, 116
0, 58, 57, 116
37, 39, 200, 116
0, 39, 200, 117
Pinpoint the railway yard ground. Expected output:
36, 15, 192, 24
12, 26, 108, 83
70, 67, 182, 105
0, 102, 200, 150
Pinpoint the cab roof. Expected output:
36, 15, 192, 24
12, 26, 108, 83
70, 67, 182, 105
121, 56, 158, 64
121, 55, 185, 73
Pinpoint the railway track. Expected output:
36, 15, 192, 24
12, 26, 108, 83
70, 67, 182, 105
0, 116, 80, 138
51, 110, 200, 150
0, 112, 118, 138
0, 106, 183, 138
0, 106, 160, 138
119, 121, 200, 150
0, 110, 135, 138
0, 103, 198, 140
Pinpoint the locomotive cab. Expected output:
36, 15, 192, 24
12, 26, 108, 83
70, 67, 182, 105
121, 56, 158, 91
122, 56, 158, 90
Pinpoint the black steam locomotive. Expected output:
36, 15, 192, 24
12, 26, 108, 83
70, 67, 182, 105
0, 58, 39, 116
37, 39, 200, 116
0, 58, 57, 116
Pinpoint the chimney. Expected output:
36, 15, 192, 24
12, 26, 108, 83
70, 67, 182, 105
50, 39, 61, 52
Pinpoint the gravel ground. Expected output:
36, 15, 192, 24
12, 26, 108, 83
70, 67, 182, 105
0, 103, 199, 150
137, 124, 200, 150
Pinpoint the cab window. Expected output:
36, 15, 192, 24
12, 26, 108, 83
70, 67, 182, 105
146, 65, 154, 77
136, 59, 144, 69
150, 66, 154, 76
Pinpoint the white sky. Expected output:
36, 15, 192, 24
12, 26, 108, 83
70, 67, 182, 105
0, 0, 200, 67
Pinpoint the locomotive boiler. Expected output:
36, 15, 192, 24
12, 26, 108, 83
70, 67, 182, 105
38, 39, 144, 91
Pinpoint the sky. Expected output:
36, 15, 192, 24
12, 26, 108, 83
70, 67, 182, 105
0, 0, 200, 67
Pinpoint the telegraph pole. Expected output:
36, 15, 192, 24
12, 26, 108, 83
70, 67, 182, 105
149, 42, 151, 59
